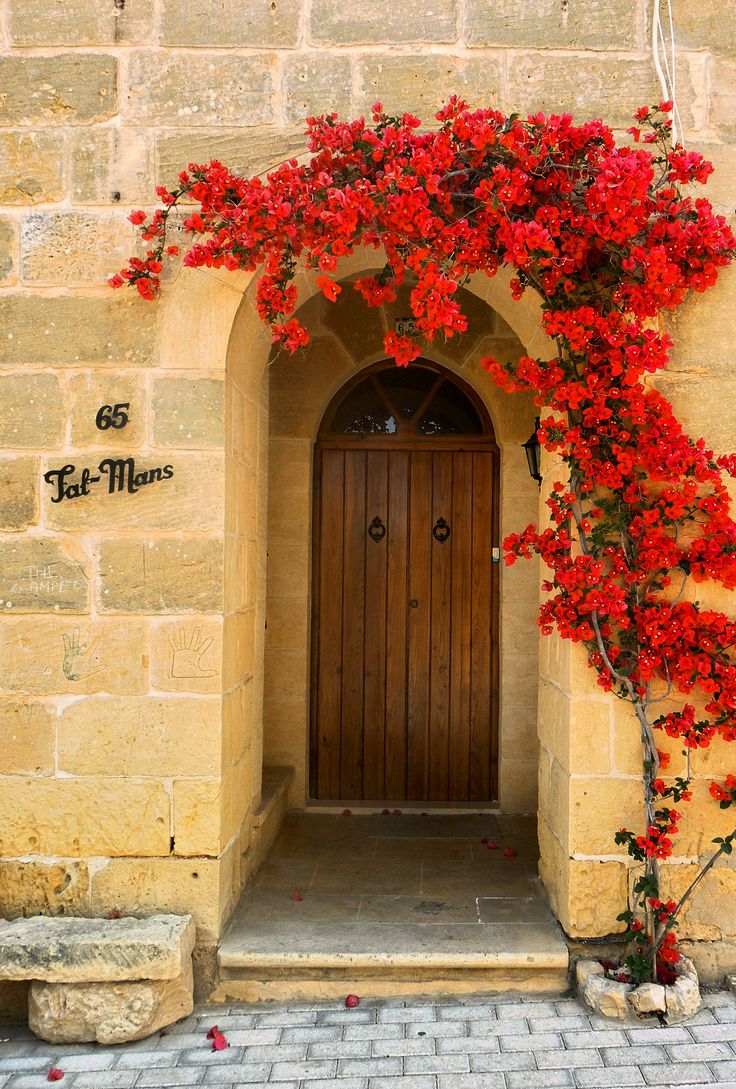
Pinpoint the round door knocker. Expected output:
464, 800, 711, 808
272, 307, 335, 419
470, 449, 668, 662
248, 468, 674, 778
368, 516, 386, 542
432, 517, 450, 543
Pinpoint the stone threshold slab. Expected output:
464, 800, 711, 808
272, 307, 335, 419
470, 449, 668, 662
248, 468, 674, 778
219, 919, 569, 971
0, 914, 195, 982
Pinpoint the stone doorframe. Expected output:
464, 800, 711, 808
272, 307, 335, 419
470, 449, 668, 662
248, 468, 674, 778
159, 256, 600, 941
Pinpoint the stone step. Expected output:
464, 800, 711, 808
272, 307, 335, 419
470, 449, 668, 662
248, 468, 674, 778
215, 919, 570, 1003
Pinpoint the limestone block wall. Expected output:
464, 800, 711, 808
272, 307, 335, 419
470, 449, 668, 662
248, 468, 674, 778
0, 0, 734, 993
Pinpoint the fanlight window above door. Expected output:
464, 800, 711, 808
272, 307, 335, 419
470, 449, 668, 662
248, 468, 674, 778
324, 361, 486, 437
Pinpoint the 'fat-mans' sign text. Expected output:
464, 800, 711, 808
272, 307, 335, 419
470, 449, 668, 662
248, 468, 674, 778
43, 458, 174, 503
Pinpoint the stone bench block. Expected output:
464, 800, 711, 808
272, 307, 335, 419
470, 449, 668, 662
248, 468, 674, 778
0, 914, 195, 982
28, 961, 194, 1044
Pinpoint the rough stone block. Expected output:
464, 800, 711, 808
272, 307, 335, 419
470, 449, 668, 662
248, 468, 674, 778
464, 0, 639, 49
161, 0, 300, 46
356, 54, 504, 120
655, 371, 736, 457
669, 0, 736, 55
155, 127, 305, 189
150, 617, 222, 694
0, 294, 160, 368
310, 0, 458, 44
0, 536, 89, 613
0, 778, 170, 856
43, 453, 224, 532
58, 696, 221, 777
71, 128, 154, 206
173, 779, 223, 856
629, 983, 666, 1016
0, 373, 64, 448
124, 53, 274, 125
0, 457, 38, 530
0, 913, 195, 982
9, 0, 154, 44
660, 864, 736, 940
0, 860, 90, 920
0, 55, 117, 125
507, 54, 697, 130
152, 377, 225, 448
569, 700, 612, 775
575, 958, 604, 987
69, 372, 146, 447
0, 132, 65, 205
0, 701, 55, 776
665, 958, 701, 1024
569, 777, 641, 856
97, 538, 223, 613
0, 618, 148, 696
566, 860, 628, 938
711, 59, 736, 139
29, 961, 194, 1044
89, 858, 223, 942
0, 217, 18, 285
21, 212, 134, 287
282, 56, 352, 125
580, 972, 633, 1020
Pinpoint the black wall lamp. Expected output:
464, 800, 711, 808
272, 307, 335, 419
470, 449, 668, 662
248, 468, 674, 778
522, 416, 542, 486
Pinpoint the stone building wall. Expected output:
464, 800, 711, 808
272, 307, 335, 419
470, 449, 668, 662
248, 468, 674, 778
1, 0, 735, 995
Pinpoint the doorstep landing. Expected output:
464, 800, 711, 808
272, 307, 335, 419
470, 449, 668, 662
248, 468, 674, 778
215, 812, 569, 1002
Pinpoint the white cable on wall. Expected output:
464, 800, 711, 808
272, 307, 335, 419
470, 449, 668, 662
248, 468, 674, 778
651, 0, 683, 148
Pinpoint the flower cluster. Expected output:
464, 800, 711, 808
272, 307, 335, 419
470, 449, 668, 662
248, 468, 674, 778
115, 99, 736, 983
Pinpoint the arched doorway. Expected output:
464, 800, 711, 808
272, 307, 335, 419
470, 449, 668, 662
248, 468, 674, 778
310, 358, 500, 804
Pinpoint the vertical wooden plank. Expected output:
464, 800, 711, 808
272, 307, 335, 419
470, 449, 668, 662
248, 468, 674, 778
363, 450, 388, 799
340, 451, 367, 798
314, 449, 345, 799
384, 451, 409, 800
428, 452, 453, 800
469, 451, 493, 800
406, 451, 432, 800
448, 453, 473, 801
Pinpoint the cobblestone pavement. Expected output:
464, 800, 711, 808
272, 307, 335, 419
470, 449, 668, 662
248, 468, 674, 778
3, 990, 736, 1089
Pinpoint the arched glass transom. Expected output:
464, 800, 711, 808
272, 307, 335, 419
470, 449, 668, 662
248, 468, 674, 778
321, 360, 490, 439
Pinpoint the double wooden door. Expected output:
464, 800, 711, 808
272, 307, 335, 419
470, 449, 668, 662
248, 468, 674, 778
310, 446, 498, 803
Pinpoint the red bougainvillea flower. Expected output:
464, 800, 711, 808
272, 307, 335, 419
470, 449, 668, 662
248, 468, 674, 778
502, 848, 517, 858
291, 892, 303, 902
206, 1026, 228, 1050
486, 841, 499, 850
345, 994, 360, 1008
342, 808, 352, 816
47, 1071, 64, 1083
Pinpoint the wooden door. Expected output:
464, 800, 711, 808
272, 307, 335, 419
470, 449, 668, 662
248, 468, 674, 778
310, 445, 498, 803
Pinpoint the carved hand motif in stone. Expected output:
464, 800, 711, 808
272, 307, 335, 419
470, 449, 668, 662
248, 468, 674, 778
169, 627, 218, 679
62, 628, 103, 682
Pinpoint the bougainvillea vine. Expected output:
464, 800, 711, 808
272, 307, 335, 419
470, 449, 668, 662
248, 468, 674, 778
114, 99, 736, 984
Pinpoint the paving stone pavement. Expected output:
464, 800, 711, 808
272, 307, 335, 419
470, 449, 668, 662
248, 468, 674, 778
2, 990, 736, 1089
